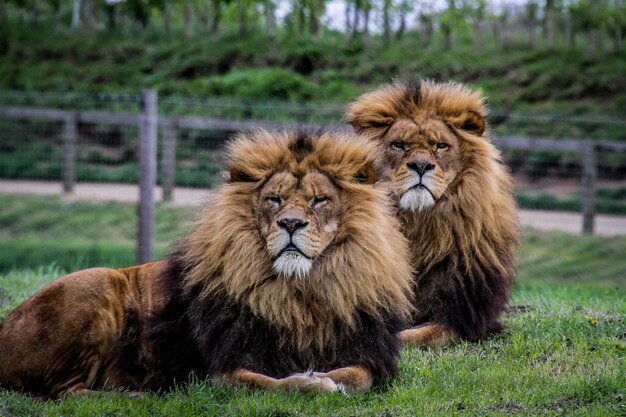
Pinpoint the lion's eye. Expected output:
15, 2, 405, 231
267, 196, 282, 206
390, 141, 406, 151
436, 142, 450, 150
312, 196, 329, 207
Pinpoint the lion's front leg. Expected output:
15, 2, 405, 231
221, 369, 342, 393
399, 322, 458, 348
312, 366, 373, 393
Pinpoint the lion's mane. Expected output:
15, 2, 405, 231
346, 79, 520, 341
145, 129, 413, 387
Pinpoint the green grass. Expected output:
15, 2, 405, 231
0, 195, 625, 416
0, 194, 193, 272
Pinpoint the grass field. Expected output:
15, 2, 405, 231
0, 195, 624, 416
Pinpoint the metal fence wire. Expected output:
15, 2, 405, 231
1, 89, 626, 243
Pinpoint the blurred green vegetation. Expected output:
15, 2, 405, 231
0, 194, 193, 272
1, 27, 625, 116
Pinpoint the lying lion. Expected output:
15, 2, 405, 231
0, 129, 414, 399
346, 79, 520, 348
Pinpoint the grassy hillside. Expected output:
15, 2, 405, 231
0, 195, 624, 416
1, 26, 625, 117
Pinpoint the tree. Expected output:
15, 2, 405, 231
605, 0, 626, 53
524, 1, 540, 49
382, 0, 392, 42
570, 0, 605, 54
264, 0, 276, 38
463, 0, 487, 49
440, 0, 464, 50
71, 0, 82, 29
395, 0, 412, 39
287, 0, 326, 37
414, 1, 434, 47
543, 0, 566, 49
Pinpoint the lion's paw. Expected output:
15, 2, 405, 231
282, 372, 340, 393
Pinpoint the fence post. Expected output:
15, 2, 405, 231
581, 141, 597, 235
62, 112, 77, 194
161, 118, 177, 202
137, 89, 158, 264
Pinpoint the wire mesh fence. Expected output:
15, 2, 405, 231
1, 89, 626, 233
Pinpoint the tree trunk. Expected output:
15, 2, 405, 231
71, 0, 82, 30
383, 0, 391, 42
345, 1, 352, 35
238, 0, 247, 35
614, 27, 623, 54
296, 0, 306, 34
309, 0, 320, 37
473, 22, 484, 49
184, 1, 194, 37
443, 26, 452, 50
211, 0, 222, 34
163, 2, 171, 34
363, 7, 370, 36
265, 0, 276, 38
106, 4, 116, 30
352, 3, 360, 36
565, 15, 574, 50
548, 10, 556, 50
543, 0, 553, 37
528, 25, 536, 50
585, 30, 596, 55
83, 0, 96, 29
199, 2, 209, 27
396, 13, 406, 39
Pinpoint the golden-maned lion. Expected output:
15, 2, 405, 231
346, 79, 520, 348
0, 129, 414, 399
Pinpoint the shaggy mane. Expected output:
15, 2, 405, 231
178, 129, 413, 351
346, 79, 487, 137
346, 80, 520, 340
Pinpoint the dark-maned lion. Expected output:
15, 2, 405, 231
346, 79, 520, 348
0, 129, 414, 399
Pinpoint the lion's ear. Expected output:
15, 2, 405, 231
450, 110, 486, 136
353, 161, 378, 185
347, 111, 395, 137
229, 165, 258, 183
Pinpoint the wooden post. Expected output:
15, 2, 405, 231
581, 141, 597, 235
161, 118, 177, 202
137, 89, 158, 264
62, 113, 77, 194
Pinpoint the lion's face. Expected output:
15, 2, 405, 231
382, 118, 463, 212
346, 79, 489, 213
258, 170, 340, 279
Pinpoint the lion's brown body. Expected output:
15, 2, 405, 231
0, 262, 166, 398
347, 79, 520, 347
0, 129, 413, 398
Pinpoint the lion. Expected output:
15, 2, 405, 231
346, 79, 520, 348
0, 129, 414, 399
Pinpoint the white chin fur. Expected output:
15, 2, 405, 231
273, 252, 312, 279
400, 188, 435, 212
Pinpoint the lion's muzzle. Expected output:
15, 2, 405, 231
269, 211, 315, 279
400, 169, 437, 212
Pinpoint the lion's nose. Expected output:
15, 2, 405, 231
407, 162, 435, 177
277, 218, 309, 234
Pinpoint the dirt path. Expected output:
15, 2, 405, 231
2, 180, 626, 236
